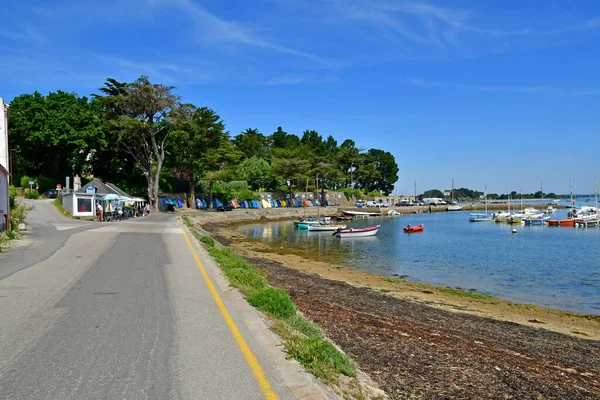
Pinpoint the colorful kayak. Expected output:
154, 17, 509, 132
403, 224, 424, 233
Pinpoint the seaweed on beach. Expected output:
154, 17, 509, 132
248, 257, 600, 399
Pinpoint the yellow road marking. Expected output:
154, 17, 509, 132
180, 225, 279, 400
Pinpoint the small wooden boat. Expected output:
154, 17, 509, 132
307, 224, 347, 232
403, 224, 424, 233
333, 225, 380, 238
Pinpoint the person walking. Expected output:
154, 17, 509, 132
145, 203, 151, 217
96, 202, 103, 222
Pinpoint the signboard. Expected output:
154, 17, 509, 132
28, 181, 34, 185
56, 184, 62, 189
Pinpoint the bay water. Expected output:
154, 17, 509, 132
237, 206, 600, 315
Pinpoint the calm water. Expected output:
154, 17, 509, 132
238, 206, 600, 315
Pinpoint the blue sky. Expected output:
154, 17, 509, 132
2, 0, 600, 195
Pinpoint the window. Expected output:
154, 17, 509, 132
77, 198, 92, 213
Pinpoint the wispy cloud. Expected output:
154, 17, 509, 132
147, 0, 342, 67
407, 78, 600, 96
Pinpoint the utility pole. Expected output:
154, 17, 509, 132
414, 181, 417, 201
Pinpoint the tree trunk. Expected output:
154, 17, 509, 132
208, 181, 214, 209
187, 177, 196, 209
152, 158, 163, 211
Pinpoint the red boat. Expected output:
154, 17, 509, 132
547, 219, 578, 226
403, 224, 424, 233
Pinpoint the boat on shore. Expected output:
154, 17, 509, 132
403, 224, 424, 233
333, 225, 380, 238
307, 224, 347, 232
448, 204, 463, 211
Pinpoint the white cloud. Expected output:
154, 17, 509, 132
407, 78, 600, 96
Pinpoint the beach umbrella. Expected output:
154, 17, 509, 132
103, 193, 120, 201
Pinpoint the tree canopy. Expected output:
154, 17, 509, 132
8, 76, 401, 202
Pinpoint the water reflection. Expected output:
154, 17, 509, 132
238, 211, 600, 315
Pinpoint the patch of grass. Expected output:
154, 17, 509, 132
181, 215, 192, 227
52, 197, 73, 218
226, 267, 268, 291
4, 230, 17, 240
439, 287, 495, 300
200, 235, 215, 247
246, 287, 296, 319
285, 314, 324, 338
284, 336, 357, 382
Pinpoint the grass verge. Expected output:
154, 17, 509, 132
53, 197, 73, 219
182, 215, 357, 384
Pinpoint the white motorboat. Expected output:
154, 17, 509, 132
333, 225, 380, 238
307, 224, 347, 232
448, 205, 463, 211
469, 213, 492, 222
342, 210, 381, 217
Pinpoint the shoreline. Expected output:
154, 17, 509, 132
186, 207, 600, 340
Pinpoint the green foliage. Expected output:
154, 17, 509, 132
364, 190, 380, 197
234, 157, 272, 191
199, 235, 215, 247
234, 128, 269, 160
422, 189, 444, 198
11, 199, 35, 223
24, 191, 40, 199
246, 288, 296, 319
9, 186, 16, 208
341, 188, 363, 201
20, 175, 32, 188
52, 196, 73, 218
285, 314, 324, 338
8, 92, 104, 184
284, 336, 356, 380
4, 230, 17, 240
226, 268, 268, 291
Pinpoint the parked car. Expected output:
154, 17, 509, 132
395, 200, 410, 206
356, 200, 366, 207
216, 204, 234, 212
44, 189, 59, 199
366, 201, 385, 208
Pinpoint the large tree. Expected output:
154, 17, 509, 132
271, 147, 310, 196
234, 128, 269, 160
366, 149, 399, 195
170, 105, 228, 207
97, 76, 180, 208
8, 91, 103, 185
234, 156, 272, 191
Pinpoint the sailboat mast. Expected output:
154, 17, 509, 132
485, 185, 488, 215
541, 182, 544, 210
520, 183, 523, 211
508, 184, 511, 214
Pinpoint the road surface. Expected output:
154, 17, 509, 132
0, 200, 334, 399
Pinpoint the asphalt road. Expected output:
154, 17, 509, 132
0, 200, 334, 399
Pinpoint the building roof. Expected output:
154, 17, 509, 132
77, 179, 132, 198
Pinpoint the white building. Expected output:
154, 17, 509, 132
0, 97, 9, 231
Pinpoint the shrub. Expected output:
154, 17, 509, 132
4, 230, 17, 240
20, 175, 32, 189
199, 235, 215, 247
246, 287, 296, 319
24, 191, 40, 200
11, 199, 35, 224
9, 185, 16, 208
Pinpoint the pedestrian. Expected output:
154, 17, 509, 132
96, 202, 103, 222
145, 203, 151, 217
